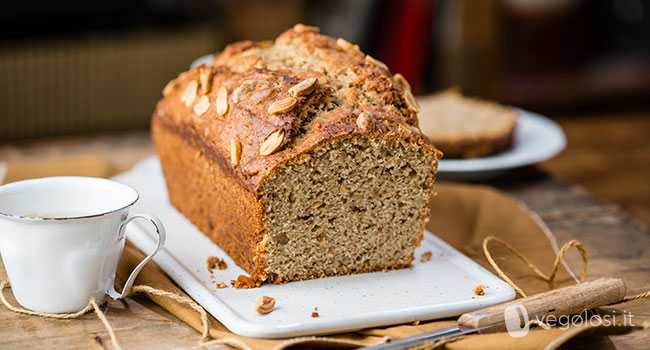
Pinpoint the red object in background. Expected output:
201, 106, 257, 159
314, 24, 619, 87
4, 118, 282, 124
377, 0, 434, 93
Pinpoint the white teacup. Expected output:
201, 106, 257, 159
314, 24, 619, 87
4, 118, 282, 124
0, 176, 166, 313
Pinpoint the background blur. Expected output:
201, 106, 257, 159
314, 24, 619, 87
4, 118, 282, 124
2, 0, 649, 140
1, 0, 649, 222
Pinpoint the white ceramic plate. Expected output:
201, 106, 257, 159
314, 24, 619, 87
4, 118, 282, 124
437, 109, 566, 181
113, 157, 515, 338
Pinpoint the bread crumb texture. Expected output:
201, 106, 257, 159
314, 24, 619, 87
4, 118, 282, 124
206, 256, 227, 272
473, 285, 486, 296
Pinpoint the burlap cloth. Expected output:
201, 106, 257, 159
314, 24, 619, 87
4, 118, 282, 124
1, 157, 633, 349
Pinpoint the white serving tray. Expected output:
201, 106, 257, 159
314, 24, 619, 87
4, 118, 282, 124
112, 157, 515, 338
437, 109, 566, 181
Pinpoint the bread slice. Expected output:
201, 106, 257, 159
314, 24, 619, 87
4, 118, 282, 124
418, 89, 517, 158
152, 24, 442, 284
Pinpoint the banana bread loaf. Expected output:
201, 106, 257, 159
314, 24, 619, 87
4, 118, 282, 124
152, 24, 442, 284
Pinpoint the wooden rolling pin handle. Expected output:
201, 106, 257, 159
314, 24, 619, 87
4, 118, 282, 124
458, 277, 626, 329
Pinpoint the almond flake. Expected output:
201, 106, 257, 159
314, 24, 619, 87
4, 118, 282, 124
288, 78, 317, 97
230, 139, 241, 166
366, 55, 389, 71
392, 74, 419, 112
356, 112, 375, 132
162, 80, 176, 97
405, 90, 421, 113
259, 128, 285, 156
393, 73, 411, 92
268, 97, 297, 114
181, 80, 198, 107
232, 80, 257, 103
293, 24, 320, 33
250, 88, 277, 104
216, 86, 229, 115
255, 296, 276, 314
336, 38, 361, 54
198, 65, 212, 95
193, 95, 210, 116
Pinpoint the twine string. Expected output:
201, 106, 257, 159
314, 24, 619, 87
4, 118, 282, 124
611, 290, 650, 304
128, 285, 249, 349
89, 298, 122, 350
130, 285, 210, 341
482, 235, 650, 304
0, 279, 122, 350
0, 279, 248, 350
482, 236, 587, 298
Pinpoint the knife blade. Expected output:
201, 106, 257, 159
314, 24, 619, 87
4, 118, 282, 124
357, 277, 626, 350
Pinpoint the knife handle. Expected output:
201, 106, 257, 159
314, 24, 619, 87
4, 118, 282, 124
458, 277, 626, 329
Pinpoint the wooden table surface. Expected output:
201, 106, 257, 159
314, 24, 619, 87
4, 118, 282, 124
0, 131, 648, 349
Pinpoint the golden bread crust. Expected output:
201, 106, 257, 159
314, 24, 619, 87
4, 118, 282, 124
153, 24, 441, 283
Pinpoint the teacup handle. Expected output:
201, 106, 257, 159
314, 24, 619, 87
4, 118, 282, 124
107, 213, 166, 300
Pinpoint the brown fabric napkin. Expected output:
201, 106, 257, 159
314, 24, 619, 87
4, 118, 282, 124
3, 158, 632, 349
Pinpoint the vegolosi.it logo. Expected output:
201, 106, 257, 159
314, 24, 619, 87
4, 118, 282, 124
504, 303, 635, 337
504, 303, 530, 337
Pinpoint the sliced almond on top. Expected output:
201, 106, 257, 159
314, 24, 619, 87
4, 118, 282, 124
181, 80, 198, 107
404, 90, 421, 113
268, 97, 297, 114
365, 55, 389, 71
230, 138, 242, 166
162, 80, 177, 97
232, 80, 257, 103
336, 38, 361, 54
193, 95, 210, 116
259, 128, 285, 156
199, 66, 212, 95
288, 78, 317, 97
216, 86, 229, 115
393, 73, 411, 92
392, 73, 419, 112
356, 112, 375, 132
293, 24, 320, 33
250, 87, 277, 105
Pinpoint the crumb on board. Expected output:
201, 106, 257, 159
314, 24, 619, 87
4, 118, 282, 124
420, 251, 432, 263
216, 282, 228, 289
412, 320, 420, 326
255, 296, 276, 314
311, 312, 320, 318
314, 307, 318, 311
381, 268, 389, 273
206, 256, 228, 272
473, 285, 485, 296
464, 275, 468, 279
231, 275, 259, 289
